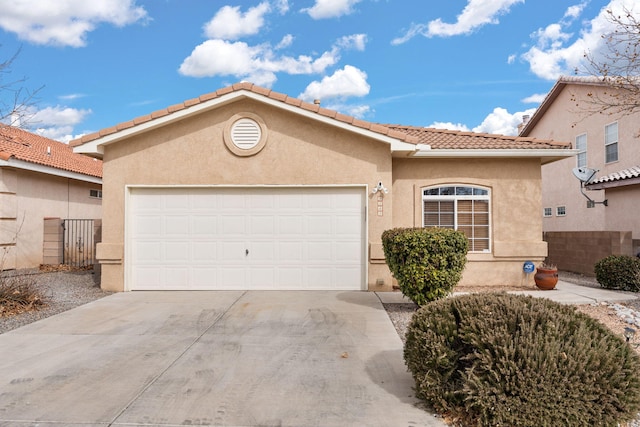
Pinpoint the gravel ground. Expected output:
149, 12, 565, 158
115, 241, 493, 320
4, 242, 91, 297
0, 268, 111, 334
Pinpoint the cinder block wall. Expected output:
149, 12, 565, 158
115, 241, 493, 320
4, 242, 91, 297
543, 231, 634, 276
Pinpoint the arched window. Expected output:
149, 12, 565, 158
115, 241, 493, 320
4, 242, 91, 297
422, 185, 490, 252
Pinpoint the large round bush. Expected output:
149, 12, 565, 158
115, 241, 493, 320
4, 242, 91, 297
595, 254, 640, 292
404, 293, 640, 426
381, 227, 468, 305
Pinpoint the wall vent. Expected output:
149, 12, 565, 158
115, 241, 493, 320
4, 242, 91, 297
231, 118, 261, 150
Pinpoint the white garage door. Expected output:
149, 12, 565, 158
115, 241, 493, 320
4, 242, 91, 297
128, 187, 366, 290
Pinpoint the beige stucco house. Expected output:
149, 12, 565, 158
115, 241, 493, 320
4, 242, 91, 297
72, 83, 574, 292
0, 125, 103, 269
520, 76, 640, 264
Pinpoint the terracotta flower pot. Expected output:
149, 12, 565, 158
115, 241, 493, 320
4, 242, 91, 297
534, 267, 558, 290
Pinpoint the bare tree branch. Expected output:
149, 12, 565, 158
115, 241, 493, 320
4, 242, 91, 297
0, 46, 43, 127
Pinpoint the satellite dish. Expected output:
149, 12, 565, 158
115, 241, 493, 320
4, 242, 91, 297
572, 167, 598, 183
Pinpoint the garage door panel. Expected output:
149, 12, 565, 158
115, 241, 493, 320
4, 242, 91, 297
307, 242, 332, 261
133, 216, 162, 236
220, 242, 246, 261
279, 216, 303, 234
165, 216, 189, 235
221, 216, 245, 234
129, 187, 364, 290
279, 241, 303, 261
192, 215, 217, 235
192, 268, 217, 287
192, 242, 217, 260
165, 242, 189, 262
306, 216, 332, 234
335, 242, 362, 262
250, 216, 275, 234
133, 241, 161, 262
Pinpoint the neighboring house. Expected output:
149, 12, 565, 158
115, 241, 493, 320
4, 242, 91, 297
72, 82, 573, 292
0, 125, 103, 269
520, 76, 640, 265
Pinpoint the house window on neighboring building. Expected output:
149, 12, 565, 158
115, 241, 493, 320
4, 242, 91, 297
543, 207, 552, 218
605, 122, 618, 163
422, 185, 490, 253
556, 206, 566, 217
89, 189, 102, 199
575, 133, 587, 167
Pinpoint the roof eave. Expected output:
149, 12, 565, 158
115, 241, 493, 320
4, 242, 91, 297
0, 157, 103, 184
72, 90, 417, 156
587, 176, 640, 190
404, 148, 577, 164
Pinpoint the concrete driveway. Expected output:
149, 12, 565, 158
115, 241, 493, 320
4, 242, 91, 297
0, 291, 445, 427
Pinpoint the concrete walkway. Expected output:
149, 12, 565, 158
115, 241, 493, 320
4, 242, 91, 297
0, 291, 446, 427
376, 280, 640, 305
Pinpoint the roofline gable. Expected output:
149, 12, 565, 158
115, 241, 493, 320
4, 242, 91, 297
72, 83, 419, 157
519, 75, 616, 136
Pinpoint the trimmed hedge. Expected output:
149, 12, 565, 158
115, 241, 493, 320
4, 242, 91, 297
382, 227, 468, 305
404, 293, 640, 426
594, 255, 640, 292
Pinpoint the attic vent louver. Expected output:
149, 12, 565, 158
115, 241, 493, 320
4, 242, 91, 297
231, 118, 261, 150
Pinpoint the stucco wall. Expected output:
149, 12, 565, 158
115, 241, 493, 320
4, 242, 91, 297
0, 167, 102, 269
97, 99, 395, 291
532, 84, 640, 239
392, 157, 548, 287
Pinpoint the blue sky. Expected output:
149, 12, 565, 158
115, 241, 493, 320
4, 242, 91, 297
0, 0, 635, 143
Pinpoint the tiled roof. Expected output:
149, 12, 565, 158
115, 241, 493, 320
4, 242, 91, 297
0, 125, 102, 178
590, 166, 640, 185
71, 82, 570, 151
385, 125, 570, 150
71, 82, 419, 147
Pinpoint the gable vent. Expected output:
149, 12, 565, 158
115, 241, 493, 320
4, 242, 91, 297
231, 118, 261, 150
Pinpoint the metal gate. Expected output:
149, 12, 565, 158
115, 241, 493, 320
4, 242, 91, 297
63, 219, 95, 268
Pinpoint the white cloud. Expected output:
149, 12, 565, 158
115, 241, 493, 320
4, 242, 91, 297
24, 105, 92, 142
324, 103, 371, 119
521, 93, 546, 103
299, 65, 370, 102
0, 0, 147, 47
276, 34, 294, 49
180, 34, 370, 87
30, 105, 92, 127
58, 93, 87, 101
428, 122, 471, 132
303, 0, 362, 19
471, 107, 537, 136
275, 0, 290, 14
336, 34, 368, 51
521, 0, 639, 80
392, 0, 523, 44
203, 2, 271, 40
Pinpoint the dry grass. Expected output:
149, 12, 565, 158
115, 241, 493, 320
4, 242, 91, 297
0, 275, 47, 317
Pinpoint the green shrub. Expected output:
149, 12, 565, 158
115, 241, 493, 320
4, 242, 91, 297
594, 255, 640, 292
404, 293, 640, 427
381, 227, 468, 305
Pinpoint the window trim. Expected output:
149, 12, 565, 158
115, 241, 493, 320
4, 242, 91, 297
543, 207, 552, 218
556, 206, 566, 217
421, 184, 491, 253
89, 189, 102, 199
604, 121, 618, 163
575, 133, 587, 168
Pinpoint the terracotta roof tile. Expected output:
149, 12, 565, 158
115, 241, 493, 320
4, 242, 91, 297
70, 83, 570, 151
384, 125, 571, 150
0, 125, 102, 178
590, 166, 640, 184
